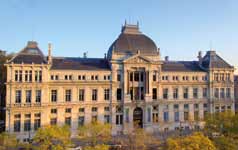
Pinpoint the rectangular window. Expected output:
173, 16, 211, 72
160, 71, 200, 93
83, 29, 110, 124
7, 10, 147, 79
65, 89, 71, 102
152, 88, 157, 100
51, 90, 57, 102
220, 88, 225, 99
78, 116, 84, 126
34, 119, 41, 130
104, 115, 110, 124
19, 71, 22, 82
65, 108, 71, 113
193, 88, 198, 99
79, 108, 85, 113
25, 71, 28, 82
51, 108, 57, 114
26, 90, 32, 103
92, 115, 97, 122
104, 106, 110, 112
117, 74, 121, 81
24, 114, 31, 131
163, 88, 168, 99
117, 88, 122, 100
163, 112, 169, 122
116, 114, 123, 125
152, 112, 159, 123
79, 89, 85, 101
214, 88, 219, 98
104, 89, 110, 100
173, 88, 178, 99
226, 88, 231, 98
153, 72, 156, 81
15, 90, 21, 103
15, 70, 18, 82
174, 112, 179, 122
203, 88, 207, 98
50, 118, 57, 125
134, 72, 139, 81
65, 75, 68, 80
14, 120, 21, 132
92, 89, 97, 101
65, 117, 71, 126
183, 88, 189, 99
92, 107, 98, 112
184, 112, 189, 121
35, 90, 41, 103
14, 114, 21, 132
194, 111, 199, 121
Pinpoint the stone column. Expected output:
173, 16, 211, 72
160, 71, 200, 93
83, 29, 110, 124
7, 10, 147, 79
189, 103, 194, 121
169, 104, 174, 122
179, 104, 184, 122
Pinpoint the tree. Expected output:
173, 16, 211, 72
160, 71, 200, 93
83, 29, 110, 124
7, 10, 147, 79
204, 111, 238, 136
84, 144, 109, 150
166, 132, 216, 150
33, 125, 71, 150
115, 126, 160, 150
212, 136, 238, 150
0, 132, 18, 149
78, 121, 111, 149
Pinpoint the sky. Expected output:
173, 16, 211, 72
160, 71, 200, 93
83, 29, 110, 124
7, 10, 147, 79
0, 0, 238, 65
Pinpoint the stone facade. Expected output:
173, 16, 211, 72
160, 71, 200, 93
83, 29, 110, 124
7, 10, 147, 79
4, 23, 235, 141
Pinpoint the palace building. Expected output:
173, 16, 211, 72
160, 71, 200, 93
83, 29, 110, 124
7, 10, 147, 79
4, 23, 235, 141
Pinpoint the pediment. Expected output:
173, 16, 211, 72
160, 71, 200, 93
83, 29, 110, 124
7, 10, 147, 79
123, 55, 152, 64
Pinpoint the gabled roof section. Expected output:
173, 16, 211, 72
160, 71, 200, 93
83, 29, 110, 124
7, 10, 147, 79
51, 57, 110, 70
162, 61, 205, 72
201, 51, 233, 69
8, 41, 47, 64
123, 54, 152, 64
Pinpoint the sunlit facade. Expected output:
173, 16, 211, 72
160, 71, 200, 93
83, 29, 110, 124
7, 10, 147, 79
5, 23, 235, 141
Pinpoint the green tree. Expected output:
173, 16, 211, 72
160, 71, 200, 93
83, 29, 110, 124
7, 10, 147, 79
78, 121, 111, 149
166, 132, 216, 150
33, 125, 71, 150
0, 132, 18, 150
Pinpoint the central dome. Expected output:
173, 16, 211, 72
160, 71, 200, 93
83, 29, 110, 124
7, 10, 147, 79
108, 23, 158, 56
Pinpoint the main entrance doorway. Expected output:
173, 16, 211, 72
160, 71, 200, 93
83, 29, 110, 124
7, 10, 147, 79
133, 107, 143, 128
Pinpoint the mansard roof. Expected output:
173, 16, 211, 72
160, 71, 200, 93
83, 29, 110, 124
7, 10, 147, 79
201, 51, 233, 69
51, 57, 110, 70
162, 61, 205, 72
8, 41, 47, 64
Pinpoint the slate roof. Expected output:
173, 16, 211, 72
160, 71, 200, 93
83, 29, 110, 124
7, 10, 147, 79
201, 51, 233, 69
51, 57, 111, 70
108, 24, 158, 56
8, 41, 47, 64
162, 61, 205, 72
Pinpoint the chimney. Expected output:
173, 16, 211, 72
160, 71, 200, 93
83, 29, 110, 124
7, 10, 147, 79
48, 43, 52, 64
165, 56, 169, 61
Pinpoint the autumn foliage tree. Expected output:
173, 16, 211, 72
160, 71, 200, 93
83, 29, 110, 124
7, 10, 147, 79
0, 132, 18, 150
78, 121, 111, 149
166, 132, 215, 150
33, 125, 71, 150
